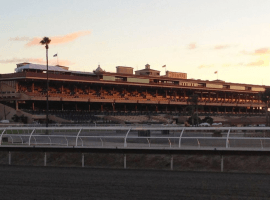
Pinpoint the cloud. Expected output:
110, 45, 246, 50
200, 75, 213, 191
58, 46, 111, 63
238, 59, 268, 67
241, 47, 270, 55
0, 57, 74, 66
240, 50, 251, 55
254, 48, 270, 54
220, 59, 269, 68
240, 48, 270, 67
237, 62, 244, 66
222, 63, 232, 67
9, 37, 31, 41
50, 60, 74, 66
198, 64, 214, 69
26, 31, 91, 46
188, 43, 196, 50
0, 58, 27, 64
28, 58, 46, 64
0, 58, 46, 64
214, 45, 230, 50
245, 60, 264, 66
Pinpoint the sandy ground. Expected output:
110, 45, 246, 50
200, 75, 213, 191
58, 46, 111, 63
0, 166, 270, 200
1, 152, 270, 173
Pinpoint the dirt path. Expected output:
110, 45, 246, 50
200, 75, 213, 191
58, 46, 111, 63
0, 166, 270, 200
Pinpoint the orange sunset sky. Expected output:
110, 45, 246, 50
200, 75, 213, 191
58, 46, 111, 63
1, 0, 270, 86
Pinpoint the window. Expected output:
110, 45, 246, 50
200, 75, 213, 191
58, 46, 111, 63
115, 76, 127, 82
245, 86, 252, 91
198, 83, 206, 87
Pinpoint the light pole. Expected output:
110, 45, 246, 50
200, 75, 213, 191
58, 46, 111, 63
0, 76, 7, 120
40, 37, 51, 128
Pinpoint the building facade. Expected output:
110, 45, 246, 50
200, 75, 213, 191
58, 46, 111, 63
0, 63, 267, 122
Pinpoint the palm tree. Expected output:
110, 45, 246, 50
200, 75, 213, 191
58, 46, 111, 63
40, 37, 51, 128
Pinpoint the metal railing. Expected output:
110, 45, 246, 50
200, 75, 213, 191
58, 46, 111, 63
1, 126, 270, 150
1, 126, 270, 171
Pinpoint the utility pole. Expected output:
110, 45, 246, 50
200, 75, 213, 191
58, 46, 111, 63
0, 77, 7, 120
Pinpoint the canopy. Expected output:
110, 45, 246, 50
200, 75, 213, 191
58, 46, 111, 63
15, 63, 68, 73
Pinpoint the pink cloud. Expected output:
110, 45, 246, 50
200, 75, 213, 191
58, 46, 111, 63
254, 48, 270, 54
28, 58, 74, 66
241, 47, 270, 55
26, 31, 91, 47
50, 60, 74, 66
0, 57, 73, 66
246, 60, 264, 66
188, 43, 196, 50
28, 58, 46, 64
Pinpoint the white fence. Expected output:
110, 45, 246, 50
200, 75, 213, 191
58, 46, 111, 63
1, 126, 270, 150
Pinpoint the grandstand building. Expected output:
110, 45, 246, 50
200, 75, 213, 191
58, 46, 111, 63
0, 62, 268, 124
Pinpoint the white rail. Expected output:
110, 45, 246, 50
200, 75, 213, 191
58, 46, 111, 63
0, 126, 269, 150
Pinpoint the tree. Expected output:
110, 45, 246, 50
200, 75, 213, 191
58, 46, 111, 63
11, 114, 27, 123
187, 115, 201, 125
187, 94, 199, 126
40, 37, 51, 128
259, 88, 270, 126
11, 114, 20, 122
202, 116, 213, 125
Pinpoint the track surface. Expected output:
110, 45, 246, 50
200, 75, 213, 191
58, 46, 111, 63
0, 166, 269, 199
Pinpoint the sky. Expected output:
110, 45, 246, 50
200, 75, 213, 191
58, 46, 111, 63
1, 0, 270, 86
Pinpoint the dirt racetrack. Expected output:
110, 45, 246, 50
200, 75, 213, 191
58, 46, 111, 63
0, 166, 270, 200
1, 152, 270, 173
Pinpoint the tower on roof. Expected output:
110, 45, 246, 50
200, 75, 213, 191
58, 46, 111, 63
116, 66, 133, 74
135, 63, 160, 76
94, 65, 104, 73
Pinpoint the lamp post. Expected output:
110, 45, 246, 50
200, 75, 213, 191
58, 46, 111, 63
40, 37, 51, 128
0, 76, 7, 120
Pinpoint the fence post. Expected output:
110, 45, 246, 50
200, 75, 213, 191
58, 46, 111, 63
8, 151, 11, 165
197, 139, 200, 148
124, 129, 131, 148
147, 138, 151, 147
75, 129, 82, 147
226, 129, 231, 148
100, 138, 103, 147
0, 129, 6, 146
28, 129, 35, 146
124, 154, 126, 169
44, 152, 47, 166
221, 155, 224, 172
179, 128, 185, 148
82, 153, 85, 167
170, 155, 173, 170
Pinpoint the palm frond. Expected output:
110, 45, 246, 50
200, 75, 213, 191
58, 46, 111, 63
40, 37, 51, 45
